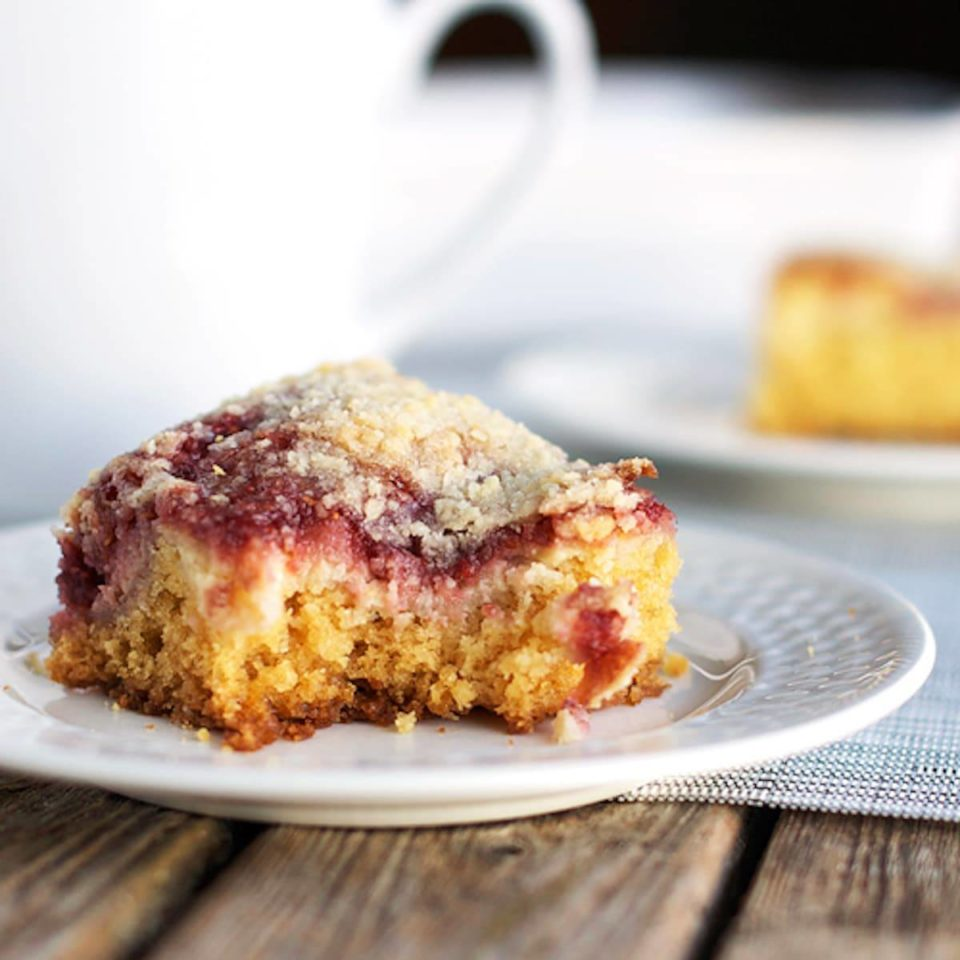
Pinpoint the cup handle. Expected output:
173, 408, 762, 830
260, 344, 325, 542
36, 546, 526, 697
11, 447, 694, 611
363, 0, 595, 353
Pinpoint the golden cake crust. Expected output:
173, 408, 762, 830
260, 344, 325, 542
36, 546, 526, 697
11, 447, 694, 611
777, 254, 960, 322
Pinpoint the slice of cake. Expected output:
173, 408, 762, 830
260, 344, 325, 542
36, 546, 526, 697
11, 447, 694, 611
750, 253, 960, 439
48, 361, 680, 750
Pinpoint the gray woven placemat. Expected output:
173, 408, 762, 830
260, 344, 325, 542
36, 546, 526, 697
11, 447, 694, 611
621, 502, 960, 820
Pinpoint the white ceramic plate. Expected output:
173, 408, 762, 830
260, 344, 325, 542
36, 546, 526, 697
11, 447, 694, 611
501, 341, 960, 483
0, 521, 934, 827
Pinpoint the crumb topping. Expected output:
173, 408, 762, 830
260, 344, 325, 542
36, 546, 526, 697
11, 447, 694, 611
68, 361, 669, 566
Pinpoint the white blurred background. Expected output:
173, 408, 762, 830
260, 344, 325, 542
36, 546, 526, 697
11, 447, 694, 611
378, 64, 960, 345
4, 0, 960, 523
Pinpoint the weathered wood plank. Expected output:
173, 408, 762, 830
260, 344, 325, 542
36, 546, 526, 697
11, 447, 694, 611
720, 811, 960, 960
147, 802, 748, 960
0, 776, 236, 960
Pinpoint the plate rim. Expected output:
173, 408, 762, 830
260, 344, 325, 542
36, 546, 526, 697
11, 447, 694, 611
0, 521, 937, 804
500, 342, 960, 483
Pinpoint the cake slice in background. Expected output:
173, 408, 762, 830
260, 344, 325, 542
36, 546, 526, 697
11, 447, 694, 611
48, 361, 680, 749
750, 254, 960, 440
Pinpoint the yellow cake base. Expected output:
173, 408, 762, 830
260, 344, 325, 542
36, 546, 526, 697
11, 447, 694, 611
48, 531, 680, 750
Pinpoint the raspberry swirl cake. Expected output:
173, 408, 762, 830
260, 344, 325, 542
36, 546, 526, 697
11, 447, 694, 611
48, 361, 680, 749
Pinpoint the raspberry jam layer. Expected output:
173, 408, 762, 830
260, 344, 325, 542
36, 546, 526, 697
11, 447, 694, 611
57, 395, 674, 621
564, 583, 641, 706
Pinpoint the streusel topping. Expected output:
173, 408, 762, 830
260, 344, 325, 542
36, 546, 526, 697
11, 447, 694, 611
76, 361, 666, 563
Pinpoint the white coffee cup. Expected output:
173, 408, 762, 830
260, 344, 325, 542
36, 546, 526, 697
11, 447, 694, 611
0, 0, 594, 522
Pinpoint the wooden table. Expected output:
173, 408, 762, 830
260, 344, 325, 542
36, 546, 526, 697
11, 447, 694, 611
4, 776, 958, 960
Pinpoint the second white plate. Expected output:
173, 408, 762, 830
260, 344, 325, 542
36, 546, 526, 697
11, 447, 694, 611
501, 340, 960, 484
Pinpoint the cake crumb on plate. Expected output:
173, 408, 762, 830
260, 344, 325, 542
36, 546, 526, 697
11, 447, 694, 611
394, 711, 417, 734
24, 652, 46, 677
552, 702, 590, 744
662, 651, 689, 678
46, 361, 680, 750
